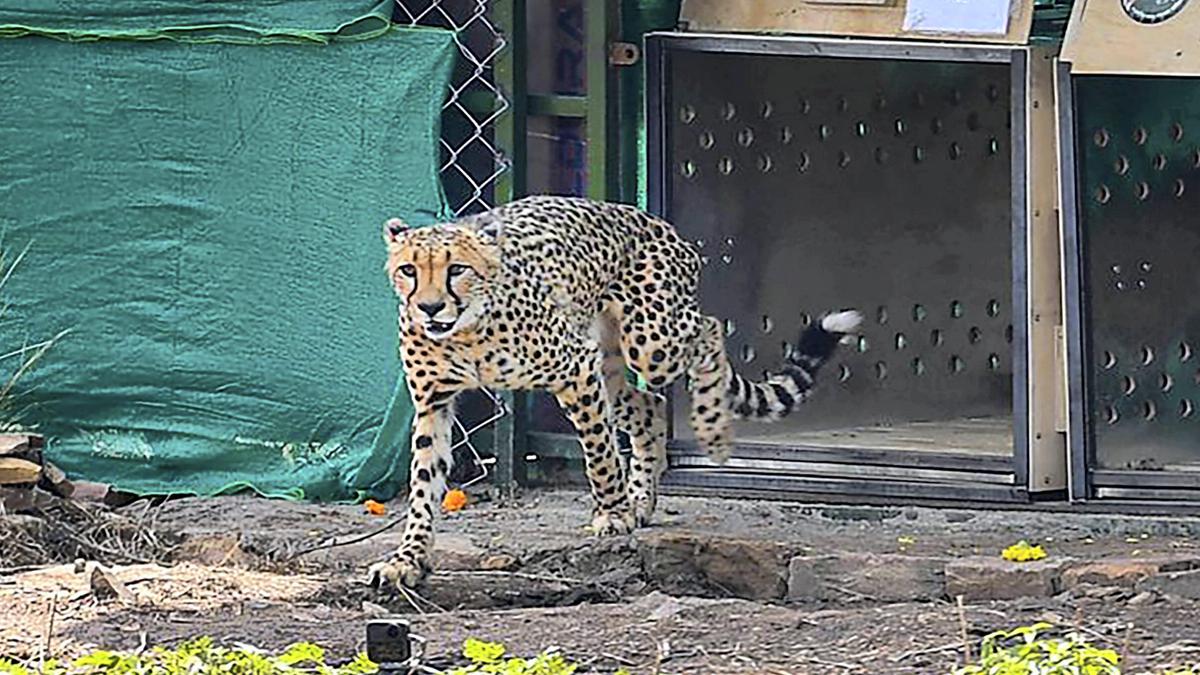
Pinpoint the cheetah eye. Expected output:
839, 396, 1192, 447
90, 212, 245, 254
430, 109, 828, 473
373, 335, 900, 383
447, 264, 470, 278
399, 264, 417, 278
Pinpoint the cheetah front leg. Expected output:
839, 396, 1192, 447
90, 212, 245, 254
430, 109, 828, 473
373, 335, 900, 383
368, 402, 454, 590
553, 356, 635, 536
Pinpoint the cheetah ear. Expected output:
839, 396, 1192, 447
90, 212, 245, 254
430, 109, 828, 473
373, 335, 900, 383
383, 218, 408, 243
469, 214, 504, 243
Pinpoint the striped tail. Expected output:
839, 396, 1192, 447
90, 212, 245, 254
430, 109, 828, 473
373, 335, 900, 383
730, 310, 862, 421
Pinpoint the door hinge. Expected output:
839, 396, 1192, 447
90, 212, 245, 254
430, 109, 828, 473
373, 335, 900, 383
609, 42, 640, 66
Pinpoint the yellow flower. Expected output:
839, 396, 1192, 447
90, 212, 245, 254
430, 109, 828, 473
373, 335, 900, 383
1001, 540, 1047, 562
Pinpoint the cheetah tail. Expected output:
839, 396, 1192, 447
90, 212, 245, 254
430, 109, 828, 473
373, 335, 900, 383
686, 309, 861, 463
728, 309, 863, 422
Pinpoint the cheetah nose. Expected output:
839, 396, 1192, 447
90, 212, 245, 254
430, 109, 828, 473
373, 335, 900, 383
418, 301, 446, 317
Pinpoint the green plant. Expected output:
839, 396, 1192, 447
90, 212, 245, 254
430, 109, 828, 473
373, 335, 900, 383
0, 637, 378, 675
445, 639, 579, 675
952, 623, 1120, 675
0, 239, 69, 429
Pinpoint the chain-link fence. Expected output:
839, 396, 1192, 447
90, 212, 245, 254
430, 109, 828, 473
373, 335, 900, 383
393, 0, 512, 486
393, 0, 510, 216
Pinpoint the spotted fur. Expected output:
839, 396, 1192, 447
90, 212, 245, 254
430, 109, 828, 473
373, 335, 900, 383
368, 195, 861, 590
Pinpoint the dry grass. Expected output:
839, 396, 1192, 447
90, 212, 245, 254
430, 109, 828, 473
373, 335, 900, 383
0, 497, 177, 572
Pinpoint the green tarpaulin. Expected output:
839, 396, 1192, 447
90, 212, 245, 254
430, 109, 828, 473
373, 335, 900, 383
0, 1, 452, 501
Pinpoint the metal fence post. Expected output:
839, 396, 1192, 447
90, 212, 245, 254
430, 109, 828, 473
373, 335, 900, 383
491, 0, 527, 493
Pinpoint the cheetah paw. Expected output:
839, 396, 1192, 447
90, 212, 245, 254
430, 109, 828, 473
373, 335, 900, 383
707, 441, 733, 465
632, 493, 658, 527
367, 555, 427, 590
590, 510, 636, 536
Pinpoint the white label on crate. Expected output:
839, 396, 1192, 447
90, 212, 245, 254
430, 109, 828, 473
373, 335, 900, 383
902, 0, 1013, 35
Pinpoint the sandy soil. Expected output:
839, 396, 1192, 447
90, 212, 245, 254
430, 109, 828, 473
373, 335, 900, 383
4, 489, 1200, 674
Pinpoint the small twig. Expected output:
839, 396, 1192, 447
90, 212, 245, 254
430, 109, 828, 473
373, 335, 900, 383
133, 499, 154, 530
826, 583, 876, 602
1072, 623, 1115, 645
56, 526, 151, 564
0, 564, 48, 575
285, 517, 404, 560
217, 534, 244, 567
651, 638, 667, 675
956, 594, 972, 664
432, 570, 583, 585
889, 641, 964, 663
972, 607, 1009, 620
599, 652, 637, 667
39, 593, 58, 668
1121, 622, 1135, 668
395, 584, 447, 615
801, 655, 859, 671
393, 585, 425, 615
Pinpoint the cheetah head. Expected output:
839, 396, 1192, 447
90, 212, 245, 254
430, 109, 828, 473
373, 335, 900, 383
382, 215, 502, 340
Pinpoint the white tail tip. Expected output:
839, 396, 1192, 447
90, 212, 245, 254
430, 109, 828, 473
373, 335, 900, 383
821, 309, 863, 335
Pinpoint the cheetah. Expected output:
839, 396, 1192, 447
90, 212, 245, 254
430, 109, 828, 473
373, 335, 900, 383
369, 195, 862, 590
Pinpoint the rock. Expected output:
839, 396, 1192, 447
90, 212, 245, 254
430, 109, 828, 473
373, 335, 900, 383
39, 462, 74, 498
804, 609, 848, 621
1063, 557, 1200, 589
90, 566, 135, 604
631, 591, 688, 621
640, 531, 792, 601
0, 434, 41, 458
787, 553, 947, 603
0, 457, 41, 485
361, 601, 392, 617
1127, 590, 1157, 607
70, 481, 112, 502
175, 533, 256, 567
818, 506, 901, 523
1139, 568, 1200, 599
0, 486, 53, 512
432, 535, 487, 571
1080, 584, 1131, 601
479, 554, 517, 571
787, 557, 823, 601
945, 557, 1069, 601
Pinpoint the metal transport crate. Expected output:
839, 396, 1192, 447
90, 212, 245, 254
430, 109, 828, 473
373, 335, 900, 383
647, 32, 1065, 504
1059, 0, 1200, 506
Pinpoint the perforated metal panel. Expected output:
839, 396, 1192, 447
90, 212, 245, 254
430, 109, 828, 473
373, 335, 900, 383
647, 35, 1031, 502
1064, 74, 1200, 501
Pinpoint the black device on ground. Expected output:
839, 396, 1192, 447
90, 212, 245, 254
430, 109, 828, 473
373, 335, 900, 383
365, 618, 423, 668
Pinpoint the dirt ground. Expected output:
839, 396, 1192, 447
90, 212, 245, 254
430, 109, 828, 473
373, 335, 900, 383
5, 488, 1200, 674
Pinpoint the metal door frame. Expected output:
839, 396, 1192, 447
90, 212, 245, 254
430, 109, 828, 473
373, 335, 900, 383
1058, 61, 1200, 508
646, 31, 1035, 503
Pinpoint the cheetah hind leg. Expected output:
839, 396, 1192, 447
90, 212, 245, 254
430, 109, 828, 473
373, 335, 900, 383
599, 327, 668, 527
685, 315, 738, 464
613, 388, 667, 526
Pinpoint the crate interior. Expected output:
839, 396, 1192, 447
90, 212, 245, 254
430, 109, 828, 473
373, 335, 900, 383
1075, 76, 1200, 476
662, 48, 1017, 466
